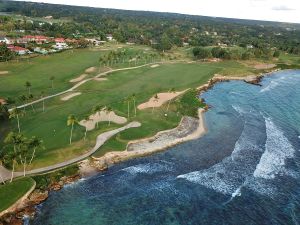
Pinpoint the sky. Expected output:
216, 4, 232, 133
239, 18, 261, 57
17, 0, 300, 23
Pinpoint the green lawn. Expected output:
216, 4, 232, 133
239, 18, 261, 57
0, 46, 261, 170
0, 177, 35, 212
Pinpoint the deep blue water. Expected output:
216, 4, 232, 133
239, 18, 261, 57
31, 70, 300, 225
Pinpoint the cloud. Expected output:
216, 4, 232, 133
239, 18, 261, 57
272, 5, 295, 11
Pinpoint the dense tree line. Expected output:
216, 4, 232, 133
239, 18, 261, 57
193, 46, 280, 60
1, 0, 300, 53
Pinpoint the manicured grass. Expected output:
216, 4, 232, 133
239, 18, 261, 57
0, 46, 260, 169
0, 177, 35, 212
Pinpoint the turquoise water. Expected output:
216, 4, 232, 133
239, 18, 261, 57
30, 70, 300, 225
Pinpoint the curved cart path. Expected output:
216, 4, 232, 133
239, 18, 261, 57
10, 63, 161, 111
0, 122, 141, 182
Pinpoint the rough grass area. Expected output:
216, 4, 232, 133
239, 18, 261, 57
32, 164, 79, 190
0, 177, 35, 212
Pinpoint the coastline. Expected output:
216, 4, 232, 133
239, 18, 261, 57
0, 67, 281, 223
90, 108, 207, 171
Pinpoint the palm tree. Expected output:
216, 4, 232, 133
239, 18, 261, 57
9, 107, 24, 133
50, 76, 55, 89
124, 96, 131, 119
166, 88, 176, 112
92, 105, 103, 128
83, 115, 91, 141
152, 94, 159, 114
28, 94, 36, 113
67, 114, 78, 144
0, 149, 6, 184
25, 81, 32, 95
0, 102, 8, 121
28, 136, 43, 165
105, 106, 113, 126
41, 91, 45, 112
4, 132, 24, 182
132, 94, 137, 117
19, 95, 27, 113
8, 151, 18, 182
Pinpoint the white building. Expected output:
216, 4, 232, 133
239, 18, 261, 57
0, 37, 12, 45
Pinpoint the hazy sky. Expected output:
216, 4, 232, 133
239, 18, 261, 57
17, 0, 300, 23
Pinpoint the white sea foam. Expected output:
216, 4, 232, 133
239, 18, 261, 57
253, 118, 295, 179
122, 162, 172, 175
232, 105, 246, 115
260, 80, 279, 93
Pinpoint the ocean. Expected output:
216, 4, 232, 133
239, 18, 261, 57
30, 70, 300, 225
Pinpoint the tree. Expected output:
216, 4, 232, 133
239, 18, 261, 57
9, 107, 24, 133
19, 95, 27, 113
152, 94, 159, 114
0, 43, 14, 62
50, 76, 55, 89
273, 50, 280, 58
83, 115, 91, 141
131, 94, 137, 117
41, 91, 45, 112
28, 136, 43, 165
0, 149, 6, 184
105, 106, 113, 126
67, 114, 78, 144
92, 105, 103, 128
124, 96, 131, 119
4, 132, 25, 182
193, 47, 211, 59
25, 81, 32, 95
166, 88, 176, 112
28, 94, 36, 112
0, 102, 8, 121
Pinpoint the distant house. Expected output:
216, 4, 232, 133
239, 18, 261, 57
247, 45, 254, 49
23, 35, 35, 43
0, 37, 12, 45
53, 38, 68, 50
106, 34, 114, 41
7, 45, 30, 55
55, 38, 66, 44
35, 35, 49, 44
34, 47, 48, 54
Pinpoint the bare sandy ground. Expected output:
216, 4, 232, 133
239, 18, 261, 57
254, 64, 276, 70
0, 98, 6, 104
138, 90, 187, 110
0, 71, 9, 75
85, 67, 97, 73
150, 64, 160, 68
93, 77, 108, 82
70, 74, 87, 83
79, 110, 127, 131
61, 92, 82, 101
91, 109, 206, 170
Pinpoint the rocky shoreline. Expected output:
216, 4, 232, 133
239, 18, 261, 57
0, 68, 281, 225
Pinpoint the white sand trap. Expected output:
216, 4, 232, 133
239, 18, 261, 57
70, 74, 87, 83
85, 67, 97, 73
254, 64, 276, 70
138, 90, 186, 110
0, 71, 9, 75
61, 92, 82, 101
79, 110, 127, 131
150, 64, 160, 68
93, 78, 108, 82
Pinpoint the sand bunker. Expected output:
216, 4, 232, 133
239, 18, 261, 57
138, 90, 186, 110
150, 64, 160, 68
70, 74, 87, 83
61, 92, 82, 101
85, 67, 97, 73
93, 78, 108, 82
79, 110, 127, 131
0, 71, 9, 75
254, 64, 276, 70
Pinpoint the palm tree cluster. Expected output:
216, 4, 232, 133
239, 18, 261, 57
0, 132, 43, 183
124, 93, 138, 119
